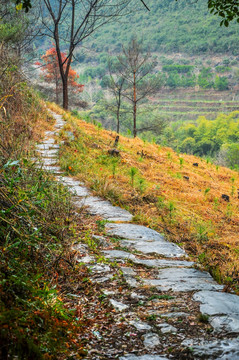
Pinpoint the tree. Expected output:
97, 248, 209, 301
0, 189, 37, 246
37, 47, 83, 104
105, 58, 126, 133
35, 0, 135, 110
118, 38, 162, 137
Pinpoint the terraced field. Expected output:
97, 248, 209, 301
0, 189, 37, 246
151, 89, 239, 121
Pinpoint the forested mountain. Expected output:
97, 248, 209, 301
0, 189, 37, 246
83, 0, 239, 55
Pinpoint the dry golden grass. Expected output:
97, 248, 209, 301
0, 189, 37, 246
49, 103, 239, 291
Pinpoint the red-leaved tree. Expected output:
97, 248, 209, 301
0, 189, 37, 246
37, 47, 84, 105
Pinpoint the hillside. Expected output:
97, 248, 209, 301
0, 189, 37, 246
49, 103, 239, 292
78, 0, 239, 56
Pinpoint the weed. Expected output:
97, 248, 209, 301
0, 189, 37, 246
137, 177, 146, 194
196, 224, 209, 243
167, 152, 172, 160
156, 196, 166, 210
112, 158, 118, 178
225, 203, 233, 219
213, 197, 219, 210
198, 313, 209, 323
198, 252, 206, 263
167, 201, 176, 221
204, 188, 211, 196
175, 172, 182, 179
146, 314, 158, 321
96, 219, 108, 232
129, 167, 138, 187
179, 157, 184, 168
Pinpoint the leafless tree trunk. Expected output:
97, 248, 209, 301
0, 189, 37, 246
107, 58, 126, 133
118, 38, 162, 137
37, 0, 134, 109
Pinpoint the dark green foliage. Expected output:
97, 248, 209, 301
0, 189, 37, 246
159, 111, 239, 168
84, 0, 239, 55
214, 75, 229, 90
162, 64, 194, 73
0, 161, 80, 359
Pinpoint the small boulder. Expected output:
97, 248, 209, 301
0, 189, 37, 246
108, 149, 120, 157
222, 194, 230, 202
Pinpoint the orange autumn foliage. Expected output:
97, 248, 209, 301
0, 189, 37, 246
38, 47, 83, 103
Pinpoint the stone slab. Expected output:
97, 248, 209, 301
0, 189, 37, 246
182, 338, 239, 359
42, 158, 57, 165
130, 320, 152, 331
193, 291, 239, 334
57, 176, 84, 187
133, 258, 194, 268
143, 332, 160, 348
103, 250, 137, 261
106, 223, 185, 258
79, 197, 133, 222
120, 356, 167, 360
109, 299, 128, 311
143, 268, 223, 292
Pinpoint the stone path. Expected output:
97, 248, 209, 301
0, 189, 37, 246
35, 111, 239, 359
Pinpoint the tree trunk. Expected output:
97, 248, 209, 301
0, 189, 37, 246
116, 93, 121, 133
62, 76, 68, 110
133, 71, 137, 138
56, 77, 59, 104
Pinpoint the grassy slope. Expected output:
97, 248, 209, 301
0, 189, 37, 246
49, 103, 239, 292
85, 0, 239, 55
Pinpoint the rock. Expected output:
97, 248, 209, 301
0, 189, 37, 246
92, 235, 109, 246
125, 277, 138, 287
106, 223, 185, 258
133, 258, 194, 268
108, 148, 120, 156
120, 356, 167, 360
103, 250, 137, 261
77, 255, 94, 264
193, 163, 199, 167
91, 276, 111, 283
121, 267, 136, 276
120, 267, 139, 287
143, 268, 223, 292
71, 185, 90, 197
222, 194, 230, 202
102, 290, 115, 295
90, 264, 111, 273
42, 158, 57, 165
109, 299, 129, 311
193, 291, 239, 334
183, 176, 189, 180
143, 332, 160, 348
182, 338, 239, 359
130, 320, 152, 331
210, 315, 239, 334
156, 323, 177, 334
160, 312, 189, 319
57, 176, 83, 187
77, 197, 133, 222
130, 292, 146, 300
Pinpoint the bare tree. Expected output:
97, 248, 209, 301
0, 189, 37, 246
36, 0, 135, 109
118, 38, 162, 137
105, 58, 127, 133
